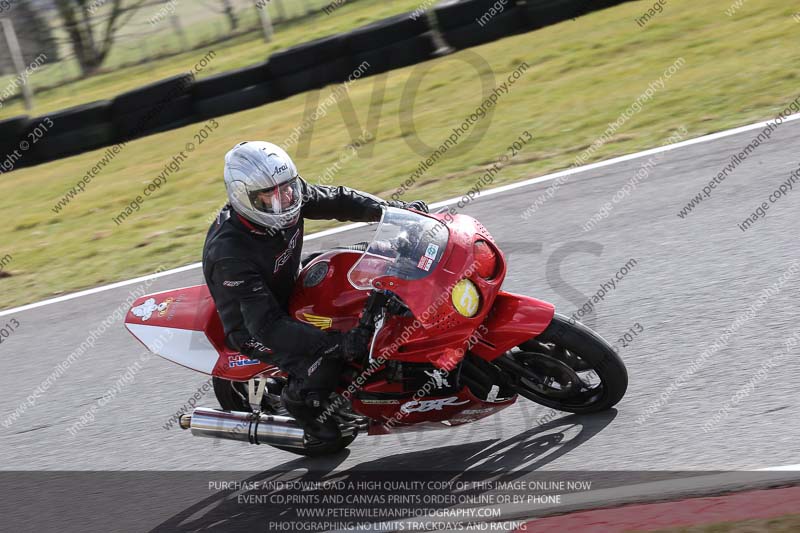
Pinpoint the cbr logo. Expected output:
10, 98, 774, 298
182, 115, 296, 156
400, 397, 469, 413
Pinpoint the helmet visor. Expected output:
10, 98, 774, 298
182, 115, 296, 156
248, 177, 302, 215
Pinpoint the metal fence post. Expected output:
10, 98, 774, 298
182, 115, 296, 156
1, 17, 34, 110
255, 1, 273, 43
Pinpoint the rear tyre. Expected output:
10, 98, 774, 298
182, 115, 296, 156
212, 378, 356, 457
495, 314, 628, 413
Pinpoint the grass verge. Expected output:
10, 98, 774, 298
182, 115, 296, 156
0, 0, 425, 119
1, 0, 799, 309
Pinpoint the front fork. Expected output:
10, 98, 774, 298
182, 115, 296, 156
460, 352, 518, 402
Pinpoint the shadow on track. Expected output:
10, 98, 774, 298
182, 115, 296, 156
154, 410, 617, 531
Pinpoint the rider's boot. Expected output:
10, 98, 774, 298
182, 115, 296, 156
281, 388, 342, 442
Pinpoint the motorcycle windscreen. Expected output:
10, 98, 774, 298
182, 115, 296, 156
348, 207, 452, 325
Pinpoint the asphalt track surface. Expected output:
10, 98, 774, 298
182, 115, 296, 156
2, 118, 799, 530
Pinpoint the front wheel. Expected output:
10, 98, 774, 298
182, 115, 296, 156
212, 377, 356, 457
495, 314, 628, 413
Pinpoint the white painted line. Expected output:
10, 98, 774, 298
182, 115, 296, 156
0, 223, 371, 318
0, 262, 202, 318
759, 464, 800, 471
2, 111, 798, 318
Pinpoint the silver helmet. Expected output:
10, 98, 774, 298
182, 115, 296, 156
223, 141, 303, 230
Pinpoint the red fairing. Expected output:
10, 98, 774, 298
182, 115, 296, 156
123, 207, 560, 437
290, 212, 508, 370
123, 284, 278, 381
470, 291, 555, 361
290, 250, 369, 333
370, 213, 507, 333
355, 386, 516, 436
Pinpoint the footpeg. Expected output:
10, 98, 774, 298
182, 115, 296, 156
336, 414, 370, 432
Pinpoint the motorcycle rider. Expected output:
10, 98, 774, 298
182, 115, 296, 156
202, 141, 427, 442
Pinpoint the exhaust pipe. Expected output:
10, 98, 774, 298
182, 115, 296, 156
184, 407, 307, 449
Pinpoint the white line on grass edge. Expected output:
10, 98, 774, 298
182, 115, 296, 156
2, 111, 799, 319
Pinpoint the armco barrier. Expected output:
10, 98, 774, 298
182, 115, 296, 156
113, 96, 194, 141
267, 34, 351, 97
29, 100, 114, 164
0, 0, 638, 172
111, 73, 195, 141
0, 115, 29, 171
436, 0, 636, 51
0, 115, 29, 150
345, 11, 431, 52
351, 32, 438, 76
524, 0, 636, 30
345, 11, 437, 75
193, 82, 276, 120
192, 61, 270, 101
270, 57, 353, 100
112, 73, 195, 112
32, 123, 116, 165
440, 6, 528, 50
434, 0, 523, 32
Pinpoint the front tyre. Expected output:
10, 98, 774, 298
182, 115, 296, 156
495, 314, 628, 413
212, 377, 356, 457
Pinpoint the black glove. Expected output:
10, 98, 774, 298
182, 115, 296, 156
314, 327, 373, 362
404, 200, 429, 213
314, 331, 344, 360
342, 325, 373, 361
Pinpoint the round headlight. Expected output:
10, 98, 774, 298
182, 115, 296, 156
452, 279, 481, 317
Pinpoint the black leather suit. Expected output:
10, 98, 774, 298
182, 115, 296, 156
202, 178, 403, 394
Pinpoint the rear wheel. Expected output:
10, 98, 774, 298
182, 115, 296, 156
494, 314, 628, 413
212, 378, 356, 457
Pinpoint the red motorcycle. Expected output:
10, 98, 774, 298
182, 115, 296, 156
125, 207, 627, 456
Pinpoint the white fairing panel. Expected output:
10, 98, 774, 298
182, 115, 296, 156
126, 323, 219, 374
